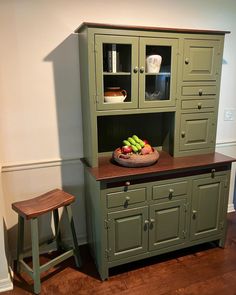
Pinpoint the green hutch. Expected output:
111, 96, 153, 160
76, 23, 235, 280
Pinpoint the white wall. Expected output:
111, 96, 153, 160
0, 167, 13, 292
0, 0, 236, 261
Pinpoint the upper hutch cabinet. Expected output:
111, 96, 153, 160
76, 23, 229, 166
95, 34, 178, 110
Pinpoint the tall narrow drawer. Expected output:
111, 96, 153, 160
153, 181, 188, 200
181, 99, 215, 110
182, 85, 217, 96
107, 188, 146, 209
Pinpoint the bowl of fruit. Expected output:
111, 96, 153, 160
112, 135, 160, 168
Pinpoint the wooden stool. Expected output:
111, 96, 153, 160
12, 189, 82, 294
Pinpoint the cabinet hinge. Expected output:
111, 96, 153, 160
94, 94, 99, 104
224, 178, 228, 189
184, 203, 188, 213
219, 221, 224, 230
104, 219, 111, 229
105, 248, 111, 259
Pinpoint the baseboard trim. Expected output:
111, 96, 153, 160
0, 273, 13, 292
228, 203, 235, 213
216, 140, 236, 148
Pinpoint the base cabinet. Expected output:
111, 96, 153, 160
85, 166, 230, 280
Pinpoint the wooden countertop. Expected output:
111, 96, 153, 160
83, 152, 235, 182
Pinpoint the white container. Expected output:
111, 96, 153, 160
146, 55, 162, 73
104, 95, 126, 103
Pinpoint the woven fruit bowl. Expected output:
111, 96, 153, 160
112, 147, 160, 168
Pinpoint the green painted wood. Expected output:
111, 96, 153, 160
53, 209, 61, 251
107, 187, 146, 209
190, 175, 225, 241
95, 34, 139, 111
181, 99, 215, 110
65, 205, 82, 267
31, 218, 41, 294
179, 112, 215, 151
139, 37, 178, 108
108, 206, 148, 261
16, 215, 24, 273
149, 199, 186, 250
182, 85, 217, 96
152, 180, 188, 200
183, 39, 220, 81
77, 24, 231, 281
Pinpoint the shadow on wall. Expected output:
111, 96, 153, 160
233, 175, 236, 210
44, 33, 86, 245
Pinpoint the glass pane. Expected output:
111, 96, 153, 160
102, 43, 132, 103
145, 74, 170, 101
103, 75, 131, 103
145, 45, 171, 101
103, 44, 131, 73
146, 45, 171, 73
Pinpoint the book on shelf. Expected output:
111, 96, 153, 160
107, 44, 119, 73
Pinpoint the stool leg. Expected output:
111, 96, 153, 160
53, 209, 62, 251
16, 215, 24, 273
65, 205, 82, 267
31, 218, 41, 294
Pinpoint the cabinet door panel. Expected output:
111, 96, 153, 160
183, 39, 220, 81
190, 176, 225, 241
139, 37, 178, 108
95, 35, 139, 110
149, 200, 186, 251
108, 207, 148, 261
180, 113, 215, 151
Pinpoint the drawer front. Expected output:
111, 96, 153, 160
152, 181, 188, 200
181, 99, 215, 110
182, 85, 217, 96
107, 188, 146, 209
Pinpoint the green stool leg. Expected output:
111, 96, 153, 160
31, 218, 41, 294
53, 209, 62, 251
65, 205, 82, 267
16, 215, 24, 273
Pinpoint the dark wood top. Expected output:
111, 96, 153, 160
75, 22, 230, 35
12, 189, 75, 219
84, 152, 235, 182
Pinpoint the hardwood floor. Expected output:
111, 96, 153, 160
3, 212, 236, 295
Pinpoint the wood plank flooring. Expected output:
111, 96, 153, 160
3, 212, 236, 295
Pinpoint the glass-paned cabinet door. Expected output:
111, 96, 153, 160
95, 35, 139, 110
139, 38, 178, 108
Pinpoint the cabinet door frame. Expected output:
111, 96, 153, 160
149, 199, 187, 251
183, 39, 220, 82
139, 37, 178, 108
95, 34, 139, 111
190, 175, 225, 241
107, 206, 148, 261
179, 112, 215, 151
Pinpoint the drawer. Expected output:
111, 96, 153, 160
182, 85, 217, 96
107, 188, 146, 209
181, 99, 215, 110
153, 181, 188, 200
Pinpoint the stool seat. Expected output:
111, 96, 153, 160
12, 189, 75, 219
12, 189, 81, 294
